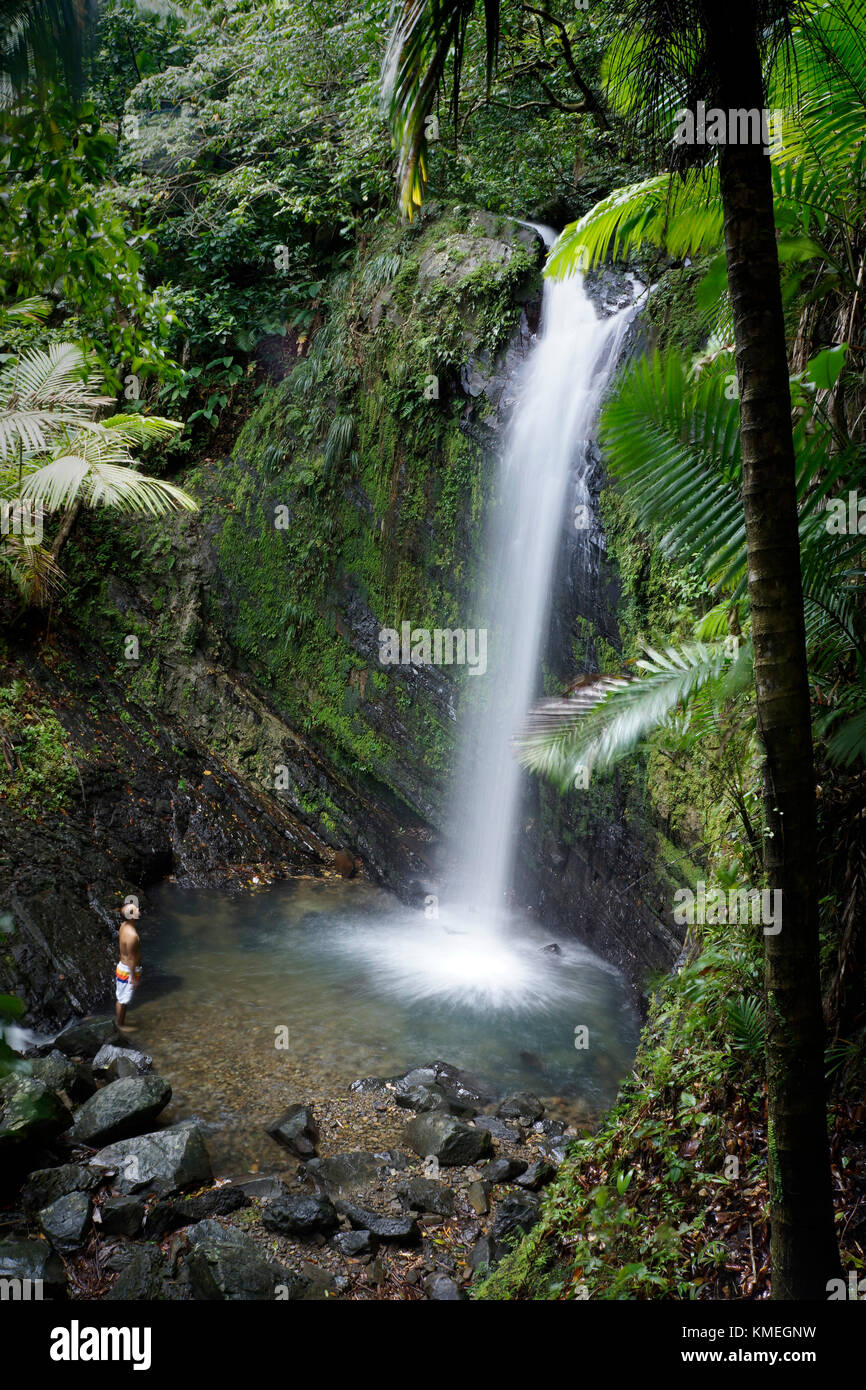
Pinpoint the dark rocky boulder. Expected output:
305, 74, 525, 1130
38, 1190, 92, 1253
337, 1202, 420, 1244
265, 1103, 318, 1158
468, 1234, 496, 1270
0, 1238, 66, 1297
72, 1074, 172, 1146
479, 1157, 528, 1184
301, 1149, 407, 1192
26, 1051, 93, 1101
144, 1184, 249, 1239
98, 1195, 145, 1237
331, 1229, 377, 1258
105, 1244, 180, 1301
261, 1192, 339, 1239
492, 1192, 541, 1252
21, 1162, 101, 1211
185, 1220, 304, 1301
55, 1017, 125, 1059
497, 1093, 544, 1123
471, 1115, 521, 1144
403, 1111, 494, 1166
516, 1159, 557, 1191
396, 1176, 455, 1217
89, 1121, 213, 1195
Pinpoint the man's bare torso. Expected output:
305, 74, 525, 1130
118, 921, 141, 969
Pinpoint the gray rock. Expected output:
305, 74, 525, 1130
72, 1074, 172, 1146
0, 1073, 72, 1149
145, 1184, 249, 1239
338, 1202, 420, 1244
515, 1160, 557, 1191
230, 1174, 288, 1203
21, 1162, 101, 1211
185, 1221, 303, 1301
492, 1192, 540, 1248
301, 1151, 383, 1191
0, 1238, 66, 1296
404, 1111, 494, 1166
90, 1122, 213, 1195
467, 1180, 490, 1216
397, 1176, 455, 1217
472, 1115, 520, 1143
423, 1272, 466, 1300
106, 1245, 173, 1301
331, 1229, 377, 1258
394, 1083, 448, 1113
468, 1234, 496, 1270
26, 1051, 78, 1096
262, 1192, 339, 1239
55, 1017, 124, 1059
479, 1157, 528, 1184
38, 1190, 91, 1252
497, 1093, 544, 1123
98, 1195, 145, 1237
265, 1104, 318, 1158
92, 1043, 153, 1081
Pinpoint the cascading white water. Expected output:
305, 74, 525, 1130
448, 231, 639, 924
319, 228, 642, 1012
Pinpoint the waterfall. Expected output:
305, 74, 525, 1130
447, 233, 639, 924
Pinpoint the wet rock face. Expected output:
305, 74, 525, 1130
0, 647, 330, 1030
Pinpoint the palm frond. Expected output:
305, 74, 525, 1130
382, 0, 498, 217
518, 641, 752, 790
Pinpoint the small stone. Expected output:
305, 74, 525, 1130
265, 1104, 319, 1159
497, 1093, 544, 1123
331, 1229, 377, 1258
338, 1202, 420, 1243
467, 1180, 490, 1216
516, 1160, 557, 1191
479, 1157, 528, 1184
423, 1272, 465, 1300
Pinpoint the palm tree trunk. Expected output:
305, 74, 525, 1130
703, 1, 841, 1298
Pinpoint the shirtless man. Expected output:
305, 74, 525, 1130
116, 901, 143, 1030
